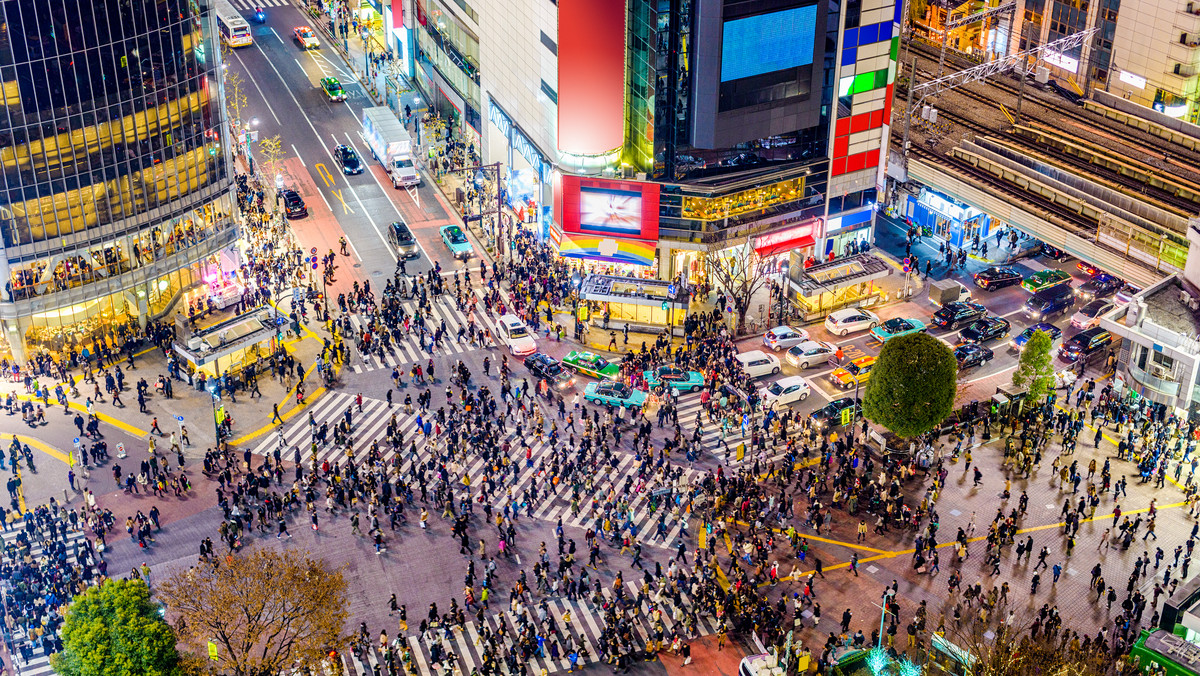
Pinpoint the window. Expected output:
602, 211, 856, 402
540, 31, 557, 55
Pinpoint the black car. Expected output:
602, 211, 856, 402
810, 397, 860, 430
334, 144, 363, 174
931, 302, 987, 330
1041, 244, 1071, 261
523, 353, 574, 388
959, 316, 1011, 344
972, 266, 1023, 291
281, 189, 307, 218
387, 221, 419, 259
1074, 273, 1123, 301
954, 343, 994, 369
1059, 327, 1112, 363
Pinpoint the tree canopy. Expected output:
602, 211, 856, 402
51, 578, 181, 676
1011, 329, 1056, 404
158, 549, 347, 676
862, 331, 958, 438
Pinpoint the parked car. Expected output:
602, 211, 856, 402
871, 317, 927, 342
523, 353, 574, 389
583, 381, 648, 411
810, 397, 860, 430
1077, 260, 1102, 277
972, 266, 1023, 291
954, 343, 994, 369
763, 326, 810, 351
1041, 244, 1071, 261
643, 365, 705, 392
785, 341, 837, 369
823, 308, 879, 336
1059, 327, 1112, 363
830, 356, 875, 390
440, 225, 474, 259
387, 221, 419, 259
562, 351, 620, 380
1010, 323, 1064, 352
281, 189, 307, 218
1075, 273, 1123, 301
736, 350, 781, 379
1071, 299, 1115, 329
959, 316, 1011, 344
334, 144, 363, 174
931, 302, 987, 330
760, 376, 811, 409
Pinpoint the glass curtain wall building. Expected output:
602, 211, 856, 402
0, 0, 236, 363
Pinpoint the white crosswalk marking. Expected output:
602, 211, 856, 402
228, 0, 286, 11
337, 592, 712, 676
6, 529, 92, 676
344, 297, 499, 373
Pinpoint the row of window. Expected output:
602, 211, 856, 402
0, 0, 198, 67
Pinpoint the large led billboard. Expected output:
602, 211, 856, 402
555, 175, 660, 242
557, 0, 626, 155
720, 6, 817, 82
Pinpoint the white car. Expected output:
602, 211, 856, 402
824, 308, 880, 336
735, 350, 781, 379
763, 325, 810, 351
497, 314, 537, 356
759, 376, 811, 409
785, 340, 837, 369
1070, 299, 1115, 330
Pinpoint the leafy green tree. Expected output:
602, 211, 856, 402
51, 579, 181, 676
1011, 329, 1056, 403
862, 331, 958, 438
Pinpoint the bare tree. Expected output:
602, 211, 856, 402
224, 70, 250, 134
256, 135, 283, 184
937, 608, 1115, 676
703, 243, 773, 334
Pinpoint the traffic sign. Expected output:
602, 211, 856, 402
667, 284, 677, 296
840, 407, 852, 426
175, 415, 184, 422
310, 247, 317, 254
902, 257, 911, 273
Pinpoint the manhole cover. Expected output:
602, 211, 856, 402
354, 263, 362, 268
372, 270, 382, 276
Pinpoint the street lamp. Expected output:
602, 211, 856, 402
206, 380, 222, 447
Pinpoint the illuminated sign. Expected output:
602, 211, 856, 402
752, 219, 820, 256
1119, 70, 1146, 89
558, 0, 625, 155
489, 98, 547, 181
1043, 50, 1078, 74
555, 175, 660, 242
720, 6, 817, 82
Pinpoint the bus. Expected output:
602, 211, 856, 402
214, 0, 252, 47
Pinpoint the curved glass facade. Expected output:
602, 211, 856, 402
0, 0, 236, 360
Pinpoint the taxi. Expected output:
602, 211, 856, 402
830, 356, 875, 390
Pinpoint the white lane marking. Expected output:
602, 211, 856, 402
292, 144, 304, 167
253, 41, 398, 263
343, 132, 434, 265
964, 363, 1018, 383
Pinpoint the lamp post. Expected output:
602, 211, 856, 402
206, 380, 222, 448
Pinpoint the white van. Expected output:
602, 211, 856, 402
736, 350, 781, 379
498, 314, 537, 356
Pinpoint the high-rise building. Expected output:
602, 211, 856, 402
398, 0, 898, 288
0, 0, 237, 362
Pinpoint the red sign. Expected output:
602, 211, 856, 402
557, 0, 626, 155
752, 220, 819, 257
554, 174, 660, 242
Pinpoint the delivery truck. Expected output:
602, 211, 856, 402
361, 107, 421, 188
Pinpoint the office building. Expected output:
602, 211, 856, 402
0, 0, 237, 362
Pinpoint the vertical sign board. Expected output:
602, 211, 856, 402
557, 0, 626, 155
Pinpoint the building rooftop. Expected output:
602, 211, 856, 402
1144, 280, 1200, 339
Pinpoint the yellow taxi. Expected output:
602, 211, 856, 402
830, 356, 876, 390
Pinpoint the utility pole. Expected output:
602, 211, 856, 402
901, 55, 917, 170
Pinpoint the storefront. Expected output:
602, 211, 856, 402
822, 207, 875, 258
579, 274, 687, 331
785, 251, 890, 321
486, 96, 550, 235
173, 310, 278, 378
753, 218, 819, 275
902, 188, 997, 250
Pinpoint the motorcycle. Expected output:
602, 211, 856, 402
254, 7, 266, 22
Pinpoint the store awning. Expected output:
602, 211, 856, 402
753, 220, 819, 257
554, 231, 656, 267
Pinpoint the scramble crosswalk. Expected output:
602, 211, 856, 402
251, 393, 697, 549
5, 529, 92, 676
228, 0, 287, 10
341, 579, 722, 676
344, 298, 501, 374
670, 392, 795, 467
